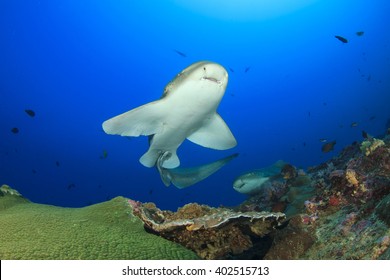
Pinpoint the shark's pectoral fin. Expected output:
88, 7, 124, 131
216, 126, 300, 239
102, 100, 166, 137
187, 113, 237, 150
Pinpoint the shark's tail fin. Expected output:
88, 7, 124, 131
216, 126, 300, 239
157, 153, 238, 188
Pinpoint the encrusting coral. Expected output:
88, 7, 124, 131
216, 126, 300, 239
360, 137, 385, 156
128, 201, 286, 259
0, 185, 198, 260
237, 132, 390, 259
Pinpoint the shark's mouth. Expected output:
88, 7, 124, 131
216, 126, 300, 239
202, 76, 221, 84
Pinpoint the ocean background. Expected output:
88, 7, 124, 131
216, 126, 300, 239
1, 0, 389, 211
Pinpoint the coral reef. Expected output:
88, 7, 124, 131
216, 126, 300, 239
0, 185, 198, 260
360, 137, 385, 156
262, 133, 390, 259
264, 215, 315, 259
129, 201, 286, 259
1, 133, 389, 260
235, 165, 314, 219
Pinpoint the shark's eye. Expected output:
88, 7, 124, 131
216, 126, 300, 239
203, 67, 206, 71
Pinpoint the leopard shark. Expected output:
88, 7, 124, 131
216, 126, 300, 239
102, 61, 237, 169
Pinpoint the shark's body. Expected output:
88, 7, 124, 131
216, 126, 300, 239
157, 152, 238, 188
102, 61, 236, 169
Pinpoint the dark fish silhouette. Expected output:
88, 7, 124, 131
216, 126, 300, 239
350, 122, 358, 127
335, 35, 348, 43
362, 130, 369, 139
11, 127, 19, 134
321, 141, 336, 153
32, 169, 37, 174
99, 150, 108, 159
55, 161, 60, 167
173, 49, 187, 57
244, 66, 251, 73
356, 31, 364, 36
229, 67, 234, 73
25, 109, 35, 117
67, 183, 76, 190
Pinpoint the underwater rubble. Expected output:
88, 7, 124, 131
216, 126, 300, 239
0, 133, 389, 260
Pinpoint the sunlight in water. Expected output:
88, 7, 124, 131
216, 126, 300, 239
172, 0, 318, 20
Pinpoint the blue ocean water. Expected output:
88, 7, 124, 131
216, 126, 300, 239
1, 0, 389, 211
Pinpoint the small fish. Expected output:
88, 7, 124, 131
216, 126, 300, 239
350, 122, 358, 127
335, 35, 348, 43
303, 142, 307, 147
32, 169, 37, 174
244, 66, 251, 73
11, 127, 19, 134
228, 67, 234, 73
362, 130, 369, 139
173, 49, 187, 57
322, 141, 336, 153
67, 183, 76, 190
319, 138, 327, 143
55, 161, 60, 167
99, 150, 108, 159
356, 31, 364, 36
25, 109, 35, 117
367, 74, 371, 81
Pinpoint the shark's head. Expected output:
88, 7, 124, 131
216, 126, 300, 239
233, 172, 270, 195
163, 61, 228, 98
185, 61, 228, 86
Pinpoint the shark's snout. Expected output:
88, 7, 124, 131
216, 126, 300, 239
233, 179, 246, 190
